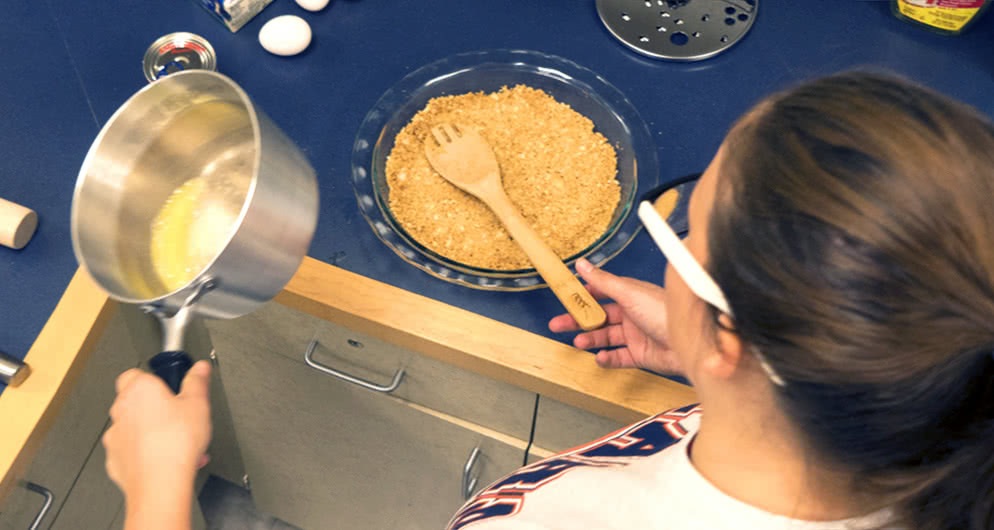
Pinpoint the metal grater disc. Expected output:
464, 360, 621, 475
596, 0, 758, 61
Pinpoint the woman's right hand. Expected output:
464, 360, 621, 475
549, 259, 683, 375
103, 361, 212, 530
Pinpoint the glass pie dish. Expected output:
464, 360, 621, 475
350, 49, 659, 290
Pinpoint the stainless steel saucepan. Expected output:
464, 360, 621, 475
72, 71, 319, 392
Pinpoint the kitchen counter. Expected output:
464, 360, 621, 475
3, 1, 992, 371
1, 0, 993, 505
0, 257, 697, 501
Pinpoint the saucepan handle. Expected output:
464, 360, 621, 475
148, 351, 194, 394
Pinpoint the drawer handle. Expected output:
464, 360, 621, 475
462, 447, 481, 500
304, 339, 405, 393
24, 482, 54, 530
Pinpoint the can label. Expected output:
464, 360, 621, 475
198, 0, 234, 22
897, 0, 986, 31
194, 0, 274, 32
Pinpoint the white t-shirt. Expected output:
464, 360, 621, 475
447, 405, 892, 530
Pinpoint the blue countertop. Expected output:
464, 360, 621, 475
2, 1, 992, 392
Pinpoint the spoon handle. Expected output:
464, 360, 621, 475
485, 191, 607, 331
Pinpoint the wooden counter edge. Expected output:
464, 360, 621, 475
276, 257, 697, 424
0, 269, 117, 503
0, 258, 697, 505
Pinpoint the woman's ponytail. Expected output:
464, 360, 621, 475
708, 72, 994, 529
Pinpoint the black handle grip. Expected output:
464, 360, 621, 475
148, 351, 194, 394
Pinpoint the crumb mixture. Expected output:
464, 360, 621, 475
385, 85, 620, 270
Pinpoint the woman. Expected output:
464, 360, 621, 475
104, 72, 994, 529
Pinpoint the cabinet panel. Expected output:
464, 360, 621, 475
0, 484, 49, 530
49, 424, 209, 530
182, 320, 245, 488
215, 336, 526, 530
526, 446, 555, 465
0, 306, 152, 529
106, 504, 125, 530
531, 395, 627, 454
49, 422, 121, 530
0, 307, 220, 530
208, 302, 536, 440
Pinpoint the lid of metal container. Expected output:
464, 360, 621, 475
0, 349, 29, 387
596, 0, 758, 61
142, 32, 217, 83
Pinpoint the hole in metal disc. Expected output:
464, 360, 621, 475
702, 13, 710, 21
692, 31, 701, 37
670, 32, 689, 45
675, 18, 685, 24
660, 11, 671, 17
622, 12, 631, 21
738, 13, 749, 21
657, 25, 667, 32
725, 17, 735, 25
720, 35, 729, 42
639, 35, 650, 42
725, 6, 736, 14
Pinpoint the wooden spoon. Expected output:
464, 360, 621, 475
424, 123, 607, 331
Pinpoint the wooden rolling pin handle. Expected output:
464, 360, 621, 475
0, 197, 38, 249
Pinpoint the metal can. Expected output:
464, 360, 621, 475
142, 32, 217, 83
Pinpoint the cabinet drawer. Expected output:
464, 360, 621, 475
49, 425, 121, 530
206, 301, 536, 440
526, 447, 554, 465
0, 307, 152, 530
216, 337, 527, 530
531, 395, 627, 454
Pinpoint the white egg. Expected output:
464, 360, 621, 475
296, 0, 329, 11
258, 15, 312, 56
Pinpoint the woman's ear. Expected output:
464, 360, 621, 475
704, 313, 745, 379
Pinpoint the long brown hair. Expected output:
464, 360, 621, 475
709, 72, 994, 529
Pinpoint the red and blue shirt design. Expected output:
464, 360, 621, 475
447, 403, 702, 529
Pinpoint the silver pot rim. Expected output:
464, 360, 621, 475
72, 70, 264, 309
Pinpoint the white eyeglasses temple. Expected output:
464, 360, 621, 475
638, 201, 732, 316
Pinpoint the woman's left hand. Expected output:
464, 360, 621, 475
549, 259, 683, 375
